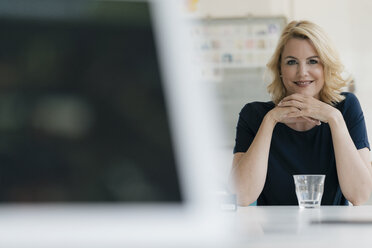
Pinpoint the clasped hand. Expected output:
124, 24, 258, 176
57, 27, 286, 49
270, 93, 337, 125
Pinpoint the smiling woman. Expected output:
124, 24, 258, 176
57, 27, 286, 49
229, 20, 372, 206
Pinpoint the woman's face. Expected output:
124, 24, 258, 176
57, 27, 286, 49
280, 38, 325, 99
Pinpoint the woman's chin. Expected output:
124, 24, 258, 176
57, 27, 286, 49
290, 89, 320, 98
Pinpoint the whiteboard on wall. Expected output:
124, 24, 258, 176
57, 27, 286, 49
189, 16, 287, 147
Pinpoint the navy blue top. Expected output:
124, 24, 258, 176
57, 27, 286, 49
233, 92, 370, 205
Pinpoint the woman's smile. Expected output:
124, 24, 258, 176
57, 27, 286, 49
293, 80, 314, 87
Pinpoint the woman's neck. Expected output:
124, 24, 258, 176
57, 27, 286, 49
285, 122, 317, 132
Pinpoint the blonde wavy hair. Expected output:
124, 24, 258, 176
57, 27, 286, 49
267, 20, 349, 105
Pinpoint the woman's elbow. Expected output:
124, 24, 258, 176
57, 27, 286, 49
349, 187, 372, 206
350, 198, 368, 206
236, 192, 258, 206
237, 199, 254, 207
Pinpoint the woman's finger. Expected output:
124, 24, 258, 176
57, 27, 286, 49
278, 99, 304, 110
302, 116, 321, 126
286, 111, 322, 125
280, 93, 306, 103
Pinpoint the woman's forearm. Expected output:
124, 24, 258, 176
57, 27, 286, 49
329, 110, 372, 205
230, 113, 277, 206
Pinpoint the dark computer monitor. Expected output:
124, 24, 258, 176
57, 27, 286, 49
0, 0, 181, 202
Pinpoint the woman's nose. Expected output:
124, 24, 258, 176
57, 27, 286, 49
297, 63, 309, 76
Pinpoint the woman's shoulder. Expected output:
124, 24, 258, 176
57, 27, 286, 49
239, 101, 275, 120
336, 92, 363, 118
237, 101, 274, 131
241, 101, 275, 114
341, 92, 358, 101
336, 92, 361, 110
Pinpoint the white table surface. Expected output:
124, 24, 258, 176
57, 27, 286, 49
226, 205, 372, 248
2, 204, 372, 247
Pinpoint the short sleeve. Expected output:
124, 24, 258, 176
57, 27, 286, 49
340, 93, 370, 150
233, 103, 260, 154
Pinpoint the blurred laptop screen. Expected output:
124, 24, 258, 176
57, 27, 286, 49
0, 1, 182, 202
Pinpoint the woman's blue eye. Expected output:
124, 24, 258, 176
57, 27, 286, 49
286, 60, 297, 65
308, 59, 318, 64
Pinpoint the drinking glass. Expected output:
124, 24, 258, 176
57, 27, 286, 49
293, 175, 325, 208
